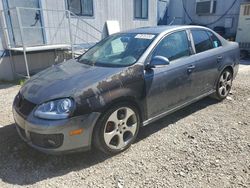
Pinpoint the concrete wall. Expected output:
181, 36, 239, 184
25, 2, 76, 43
0, 54, 14, 81
0, 0, 14, 80
11, 50, 70, 74
0, 49, 70, 81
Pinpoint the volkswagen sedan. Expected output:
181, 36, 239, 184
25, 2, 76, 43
13, 26, 240, 154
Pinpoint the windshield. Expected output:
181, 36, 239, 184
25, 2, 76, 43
78, 33, 156, 67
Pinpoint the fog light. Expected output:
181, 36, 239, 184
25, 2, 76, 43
70, 128, 83, 136
30, 132, 64, 149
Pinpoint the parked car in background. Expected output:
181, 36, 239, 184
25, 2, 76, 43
13, 26, 240, 155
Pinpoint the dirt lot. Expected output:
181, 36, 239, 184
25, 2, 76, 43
0, 61, 249, 188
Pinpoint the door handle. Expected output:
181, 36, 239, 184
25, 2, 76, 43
187, 65, 195, 74
217, 56, 223, 62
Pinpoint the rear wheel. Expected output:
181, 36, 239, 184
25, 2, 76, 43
93, 103, 140, 155
213, 69, 233, 100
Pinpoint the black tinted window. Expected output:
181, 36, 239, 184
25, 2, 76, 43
207, 31, 222, 48
192, 30, 213, 53
153, 31, 190, 61
68, 0, 94, 16
134, 0, 148, 19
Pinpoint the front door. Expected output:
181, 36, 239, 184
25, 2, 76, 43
144, 30, 197, 119
5, 0, 44, 47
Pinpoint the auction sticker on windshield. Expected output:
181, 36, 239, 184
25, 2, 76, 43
135, 34, 155, 40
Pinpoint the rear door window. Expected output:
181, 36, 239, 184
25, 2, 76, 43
191, 30, 213, 54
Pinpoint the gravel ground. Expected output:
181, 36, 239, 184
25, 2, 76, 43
0, 62, 249, 188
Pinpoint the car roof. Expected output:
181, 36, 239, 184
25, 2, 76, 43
126, 25, 210, 35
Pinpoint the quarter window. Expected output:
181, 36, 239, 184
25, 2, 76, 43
68, 0, 94, 16
153, 31, 190, 61
191, 30, 213, 53
207, 31, 222, 48
134, 0, 148, 19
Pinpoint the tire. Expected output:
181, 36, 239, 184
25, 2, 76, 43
93, 103, 140, 155
212, 69, 233, 101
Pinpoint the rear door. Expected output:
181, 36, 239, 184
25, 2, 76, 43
189, 29, 222, 96
144, 30, 197, 119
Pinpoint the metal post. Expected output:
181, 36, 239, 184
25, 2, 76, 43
67, 11, 74, 58
74, 18, 80, 44
16, 7, 30, 78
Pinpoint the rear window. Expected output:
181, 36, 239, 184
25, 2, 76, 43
191, 30, 213, 53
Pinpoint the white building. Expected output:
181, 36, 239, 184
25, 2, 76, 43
0, 0, 158, 81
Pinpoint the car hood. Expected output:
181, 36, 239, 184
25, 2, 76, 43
20, 59, 124, 104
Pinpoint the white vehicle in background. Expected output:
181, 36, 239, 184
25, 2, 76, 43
236, 2, 250, 59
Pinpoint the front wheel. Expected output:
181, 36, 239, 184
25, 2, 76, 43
93, 103, 140, 155
213, 69, 233, 100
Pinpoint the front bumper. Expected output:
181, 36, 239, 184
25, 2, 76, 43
13, 108, 101, 154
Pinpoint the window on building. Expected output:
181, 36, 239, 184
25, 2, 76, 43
191, 30, 213, 54
153, 31, 190, 61
134, 0, 148, 19
68, 0, 94, 16
196, 0, 216, 15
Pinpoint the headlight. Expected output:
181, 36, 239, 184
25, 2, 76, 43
34, 98, 74, 120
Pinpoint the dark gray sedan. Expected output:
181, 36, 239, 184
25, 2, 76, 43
13, 26, 239, 154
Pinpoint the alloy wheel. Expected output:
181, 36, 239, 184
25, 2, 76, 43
218, 70, 232, 97
103, 107, 138, 150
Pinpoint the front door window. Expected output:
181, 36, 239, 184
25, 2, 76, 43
153, 31, 190, 61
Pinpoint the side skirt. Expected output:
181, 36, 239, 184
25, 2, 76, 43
142, 90, 215, 126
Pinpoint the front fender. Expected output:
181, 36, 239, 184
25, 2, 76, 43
73, 64, 146, 119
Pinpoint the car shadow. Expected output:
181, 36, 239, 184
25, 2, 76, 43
0, 97, 218, 186
136, 97, 218, 142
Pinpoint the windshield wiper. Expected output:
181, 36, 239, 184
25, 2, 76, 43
78, 59, 95, 66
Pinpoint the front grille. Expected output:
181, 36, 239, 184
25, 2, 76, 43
14, 93, 36, 118
30, 132, 64, 149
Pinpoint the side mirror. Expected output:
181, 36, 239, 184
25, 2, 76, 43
146, 56, 170, 69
